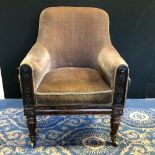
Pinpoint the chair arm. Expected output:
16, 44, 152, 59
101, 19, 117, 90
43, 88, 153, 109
98, 46, 129, 89
19, 42, 51, 92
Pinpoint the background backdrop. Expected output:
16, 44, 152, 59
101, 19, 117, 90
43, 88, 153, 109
0, 0, 155, 98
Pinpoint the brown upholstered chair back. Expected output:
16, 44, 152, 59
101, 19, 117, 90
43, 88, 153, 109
37, 7, 111, 69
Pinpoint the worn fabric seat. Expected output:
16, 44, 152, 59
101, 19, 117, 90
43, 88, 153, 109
36, 67, 113, 105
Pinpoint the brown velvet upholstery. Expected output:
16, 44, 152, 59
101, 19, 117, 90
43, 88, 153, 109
98, 46, 128, 88
37, 7, 111, 69
20, 7, 128, 105
36, 67, 113, 105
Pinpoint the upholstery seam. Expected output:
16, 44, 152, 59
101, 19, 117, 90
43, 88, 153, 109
35, 90, 114, 96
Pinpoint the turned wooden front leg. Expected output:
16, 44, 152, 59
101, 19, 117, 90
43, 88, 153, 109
111, 65, 129, 146
26, 116, 36, 146
110, 109, 122, 147
24, 107, 36, 147
20, 64, 36, 147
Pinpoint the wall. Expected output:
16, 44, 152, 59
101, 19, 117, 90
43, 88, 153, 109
0, 68, 4, 99
0, 0, 155, 98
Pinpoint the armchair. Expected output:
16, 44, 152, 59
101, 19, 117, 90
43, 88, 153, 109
19, 7, 129, 147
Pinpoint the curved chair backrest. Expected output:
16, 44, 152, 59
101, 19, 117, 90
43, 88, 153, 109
37, 7, 111, 69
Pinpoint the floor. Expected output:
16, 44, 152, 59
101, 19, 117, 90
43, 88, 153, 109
0, 99, 155, 155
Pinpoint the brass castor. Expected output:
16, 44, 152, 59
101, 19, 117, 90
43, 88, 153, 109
110, 134, 118, 147
112, 140, 118, 147
30, 136, 35, 147
30, 141, 35, 147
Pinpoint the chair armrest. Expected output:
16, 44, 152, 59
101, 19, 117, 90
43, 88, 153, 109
19, 42, 51, 92
98, 46, 129, 89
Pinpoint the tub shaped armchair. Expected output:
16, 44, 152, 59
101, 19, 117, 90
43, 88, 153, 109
19, 7, 129, 147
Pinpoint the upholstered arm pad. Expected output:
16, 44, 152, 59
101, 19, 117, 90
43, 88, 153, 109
98, 46, 128, 89
20, 42, 51, 91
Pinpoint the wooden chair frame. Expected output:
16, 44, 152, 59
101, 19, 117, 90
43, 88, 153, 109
20, 63, 128, 147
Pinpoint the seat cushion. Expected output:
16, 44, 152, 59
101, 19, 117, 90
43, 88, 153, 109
35, 67, 113, 105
